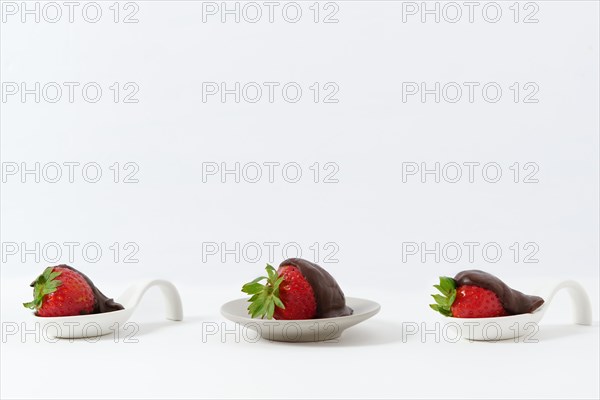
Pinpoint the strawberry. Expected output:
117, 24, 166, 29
242, 264, 317, 320
430, 276, 507, 318
23, 266, 95, 317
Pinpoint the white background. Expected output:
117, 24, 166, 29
1, 1, 599, 398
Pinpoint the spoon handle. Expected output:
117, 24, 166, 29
536, 280, 592, 325
117, 280, 184, 321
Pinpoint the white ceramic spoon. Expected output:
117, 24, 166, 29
30, 279, 183, 339
447, 280, 592, 341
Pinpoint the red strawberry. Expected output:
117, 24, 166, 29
24, 266, 95, 317
451, 285, 507, 318
430, 276, 507, 318
242, 264, 317, 320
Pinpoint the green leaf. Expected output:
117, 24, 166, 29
48, 271, 62, 281
429, 276, 456, 317
241, 264, 284, 320
247, 276, 266, 284
254, 301, 268, 319
439, 276, 455, 293
23, 267, 63, 312
273, 276, 284, 291
42, 267, 52, 280
266, 301, 275, 319
439, 308, 452, 317
23, 301, 37, 310
273, 296, 285, 309
266, 264, 277, 281
448, 290, 456, 306
431, 294, 449, 307
241, 282, 264, 294
248, 299, 260, 311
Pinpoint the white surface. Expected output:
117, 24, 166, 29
2, 280, 599, 399
1, 0, 599, 399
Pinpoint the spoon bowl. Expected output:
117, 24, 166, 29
30, 279, 183, 339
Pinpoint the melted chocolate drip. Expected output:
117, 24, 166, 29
454, 270, 544, 314
279, 258, 353, 318
31, 265, 124, 313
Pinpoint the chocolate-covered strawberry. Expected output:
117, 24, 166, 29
24, 265, 124, 317
242, 258, 353, 320
430, 270, 544, 318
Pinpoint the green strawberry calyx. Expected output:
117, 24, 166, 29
23, 267, 62, 311
241, 264, 285, 319
429, 276, 457, 317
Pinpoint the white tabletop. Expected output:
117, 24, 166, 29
2, 279, 598, 399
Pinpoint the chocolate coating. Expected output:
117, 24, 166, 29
279, 258, 353, 318
454, 270, 544, 314
32, 265, 124, 314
